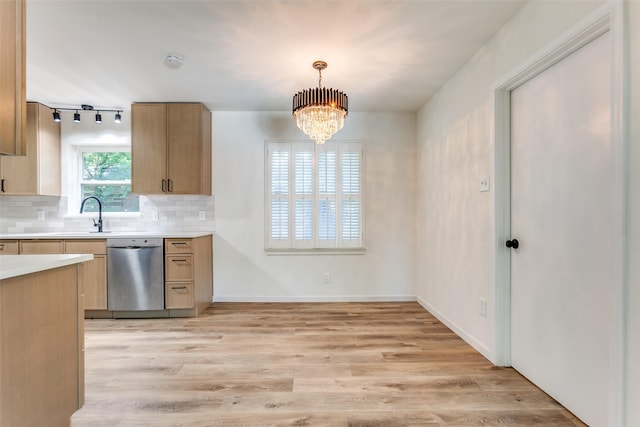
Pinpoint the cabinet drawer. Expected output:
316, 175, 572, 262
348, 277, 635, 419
65, 240, 106, 255
165, 255, 193, 281
20, 240, 63, 254
0, 240, 19, 254
165, 282, 194, 309
165, 239, 193, 254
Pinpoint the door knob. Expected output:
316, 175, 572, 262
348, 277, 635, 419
505, 239, 519, 249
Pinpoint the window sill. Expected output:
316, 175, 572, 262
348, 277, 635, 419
265, 248, 366, 256
64, 212, 142, 219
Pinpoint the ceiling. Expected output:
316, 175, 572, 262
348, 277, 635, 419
26, 0, 527, 113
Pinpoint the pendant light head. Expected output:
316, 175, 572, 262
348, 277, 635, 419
52, 110, 61, 122
114, 111, 122, 123
74, 110, 81, 122
95, 112, 102, 123
292, 61, 348, 144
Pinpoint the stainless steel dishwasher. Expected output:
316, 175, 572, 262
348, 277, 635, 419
107, 238, 164, 311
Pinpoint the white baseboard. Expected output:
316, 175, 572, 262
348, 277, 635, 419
213, 295, 416, 303
416, 296, 493, 363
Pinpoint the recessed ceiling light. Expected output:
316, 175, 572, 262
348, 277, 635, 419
165, 53, 184, 69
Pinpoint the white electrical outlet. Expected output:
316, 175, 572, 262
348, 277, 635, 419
37, 210, 45, 220
479, 176, 490, 192
198, 211, 206, 220
323, 272, 331, 284
151, 211, 159, 221
480, 298, 487, 317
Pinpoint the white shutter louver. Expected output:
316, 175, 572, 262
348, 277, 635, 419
293, 148, 313, 248
340, 145, 362, 247
268, 146, 291, 248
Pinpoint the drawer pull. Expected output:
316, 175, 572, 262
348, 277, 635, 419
171, 259, 189, 263
171, 242, 189, 246
172, 286, 188, 291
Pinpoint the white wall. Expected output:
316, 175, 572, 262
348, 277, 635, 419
416, 0, 640, 423
416, 0, 604, 359
212, 111, 416, 301
626, 1, 640, 424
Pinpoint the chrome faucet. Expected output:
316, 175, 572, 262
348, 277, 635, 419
80, 196, 103, 232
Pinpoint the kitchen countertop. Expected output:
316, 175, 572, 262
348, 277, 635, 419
0, 231, 214, 240
0, 254, 94, 280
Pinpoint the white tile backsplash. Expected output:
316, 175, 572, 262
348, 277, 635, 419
0, 195, 215, 234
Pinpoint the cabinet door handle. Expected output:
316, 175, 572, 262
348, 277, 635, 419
168, 179, 173, 192
162, 179, 166, 193
1, 179, 5, 193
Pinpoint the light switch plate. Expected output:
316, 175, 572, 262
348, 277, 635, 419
479, 176, 490, 192
198, 211, 206, 220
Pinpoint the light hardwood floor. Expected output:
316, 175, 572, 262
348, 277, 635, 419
72, 302, 585, 426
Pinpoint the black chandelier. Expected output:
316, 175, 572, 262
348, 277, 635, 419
48, 104, 123, 124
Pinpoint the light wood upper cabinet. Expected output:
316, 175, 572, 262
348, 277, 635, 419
131, 103, 211, 195
0, 0, 26, 156
0, 102, 61, 195
131, 103, 166, 193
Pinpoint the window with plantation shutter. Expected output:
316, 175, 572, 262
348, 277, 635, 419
266, 141, 364, 251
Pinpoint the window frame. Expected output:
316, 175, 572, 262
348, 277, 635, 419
69, 145, 140, 215
265, 140, 365, 254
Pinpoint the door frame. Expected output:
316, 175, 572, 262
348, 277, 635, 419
491, 3, 627, 425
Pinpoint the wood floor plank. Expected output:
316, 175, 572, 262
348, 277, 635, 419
72, 302, 585, 426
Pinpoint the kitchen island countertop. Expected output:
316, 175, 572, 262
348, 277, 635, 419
0, 254, 94, 280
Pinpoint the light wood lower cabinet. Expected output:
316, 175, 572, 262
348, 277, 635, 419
10, 239, 108, 312
2, 235, 213, 317
65, 240, 107, 310
0, 264, 84, 426
19, 239, 64, 254
164, 235, 212, 315
0, 240, 19, 254
165, 282, 194, 309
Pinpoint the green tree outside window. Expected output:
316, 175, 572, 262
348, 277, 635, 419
80, 152, 139, 212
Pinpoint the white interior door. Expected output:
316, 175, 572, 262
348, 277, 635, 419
509, 31, 611, 426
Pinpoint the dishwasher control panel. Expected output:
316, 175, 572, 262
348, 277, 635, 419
107, 238, 163, 248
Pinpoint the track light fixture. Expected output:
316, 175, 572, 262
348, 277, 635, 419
43, 103, 124, 124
